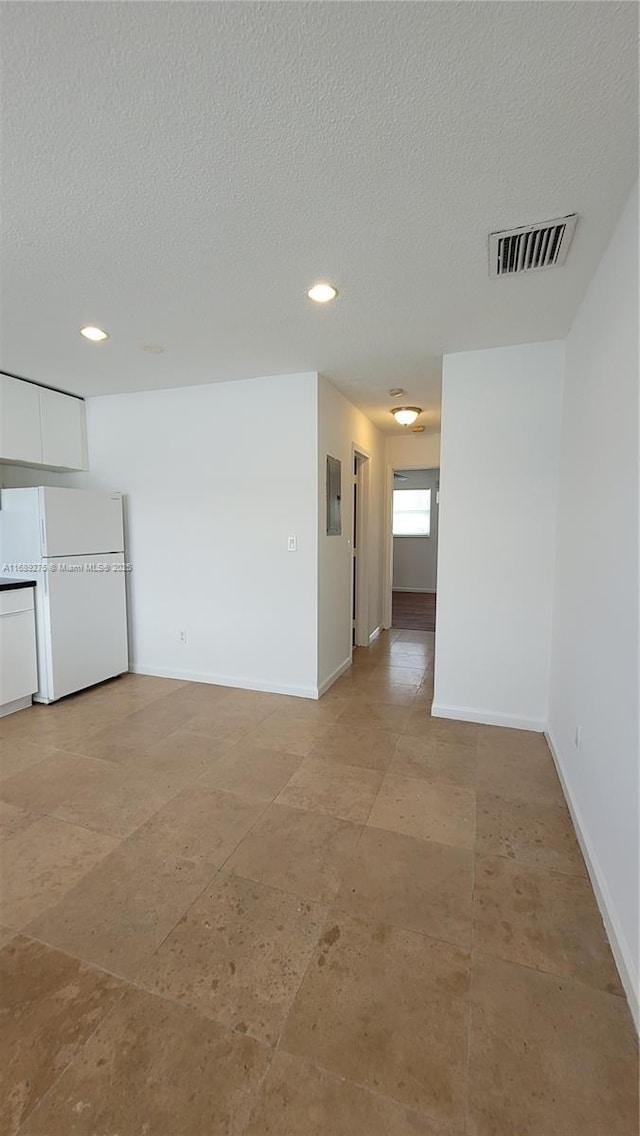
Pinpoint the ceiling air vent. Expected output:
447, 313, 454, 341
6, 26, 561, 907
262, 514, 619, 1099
489, 214, 578, 278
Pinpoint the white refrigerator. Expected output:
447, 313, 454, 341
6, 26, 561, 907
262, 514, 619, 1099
0, 487, 129, 702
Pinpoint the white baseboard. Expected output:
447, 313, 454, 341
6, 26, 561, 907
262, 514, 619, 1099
431, 702, 546, 732
317, 656, 352, 698
545, 729, 639, 1033
392, 587, 437, 594
130, 663, 318, 701
0, 695, 32, 718
368, 626, 381, 646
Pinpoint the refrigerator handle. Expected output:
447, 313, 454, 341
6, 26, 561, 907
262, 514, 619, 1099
40, 518, 46, 556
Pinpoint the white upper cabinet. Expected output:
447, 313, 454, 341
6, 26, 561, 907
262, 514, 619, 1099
0, 374, 87, 470
39, 386, 88, 470
0, 374, 42, 464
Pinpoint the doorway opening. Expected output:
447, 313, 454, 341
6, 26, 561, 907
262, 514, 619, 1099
351, 449, 370, 650
387, 466, 439, 631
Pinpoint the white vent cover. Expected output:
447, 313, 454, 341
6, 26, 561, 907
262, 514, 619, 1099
489, 214, 578, 277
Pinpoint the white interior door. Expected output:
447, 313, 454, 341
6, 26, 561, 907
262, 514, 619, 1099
41, 487, 124, 556
43, 553, 128, 700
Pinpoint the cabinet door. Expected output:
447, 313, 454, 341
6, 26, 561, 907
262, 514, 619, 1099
0, 374, 42, 464
39, 387, 88, 470
0, 593, 37, 706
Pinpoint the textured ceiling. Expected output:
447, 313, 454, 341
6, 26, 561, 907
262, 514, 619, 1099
1, 1, 637, 433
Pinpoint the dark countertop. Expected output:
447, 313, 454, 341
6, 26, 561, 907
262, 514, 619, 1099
0, 577, 37, 592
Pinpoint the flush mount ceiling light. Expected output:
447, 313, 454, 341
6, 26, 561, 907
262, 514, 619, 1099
391, 406, 422, 426
307, 282, 338, 303
80, 325, 109, 342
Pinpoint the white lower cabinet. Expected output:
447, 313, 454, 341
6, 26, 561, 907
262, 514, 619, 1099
0, 587, 38, 715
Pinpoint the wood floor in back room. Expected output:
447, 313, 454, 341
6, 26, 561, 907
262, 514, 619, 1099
0, 630, 637, 1135
392, 589, 436, 631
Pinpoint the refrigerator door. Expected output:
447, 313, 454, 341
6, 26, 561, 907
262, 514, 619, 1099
39, 553, 129, 701
40, 487, 124, 556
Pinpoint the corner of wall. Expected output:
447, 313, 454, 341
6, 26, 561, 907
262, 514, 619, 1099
546, 181, 639, 1033
316, 378, 386, 691
545, 728, 639, 1031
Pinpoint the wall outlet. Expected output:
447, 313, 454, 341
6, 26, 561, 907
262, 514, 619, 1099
574, 725, 582, 749
178, 629, 187, 644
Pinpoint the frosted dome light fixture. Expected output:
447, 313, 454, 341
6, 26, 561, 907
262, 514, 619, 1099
80, 325, 108, 342
391, 406, 422, 426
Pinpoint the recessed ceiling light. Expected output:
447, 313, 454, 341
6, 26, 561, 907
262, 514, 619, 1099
307, 282, 338, 303
411, 425, 426, 433
388, 388, 405, 398
140, 344, 164, 354
80, 325, 109, 342
391, 406, 422, 426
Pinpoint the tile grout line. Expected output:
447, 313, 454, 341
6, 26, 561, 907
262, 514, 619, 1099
474, 846, 601, 883
6, 789, 279, 1009
263, 804, 379, 1074
253, 1045, 465, 1135
107, 790, 279, 985
14, 961, 132, 1135
13, 933, 276, 1136
16, 924, 275, 1046
270, 908, 472, 1130
464, 730, 481, 1136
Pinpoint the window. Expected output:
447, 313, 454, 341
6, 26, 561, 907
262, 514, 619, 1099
393, 488, 431, 536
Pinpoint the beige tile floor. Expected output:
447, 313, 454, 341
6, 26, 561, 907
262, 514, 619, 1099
0, 630, 637, 1135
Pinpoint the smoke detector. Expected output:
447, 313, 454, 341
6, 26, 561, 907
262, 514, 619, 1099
489, 214, 578, 277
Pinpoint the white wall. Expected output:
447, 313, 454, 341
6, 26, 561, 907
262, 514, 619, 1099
385, 431, 440, 470
3, 371, 388, 699
317, 376, 384, 690
434, 340, 564, 730
5, 373, 320, 696
392, 468, 439, 591
548, 183, 639, 1023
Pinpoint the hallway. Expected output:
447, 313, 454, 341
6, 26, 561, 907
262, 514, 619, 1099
1, 634, 637, 1134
